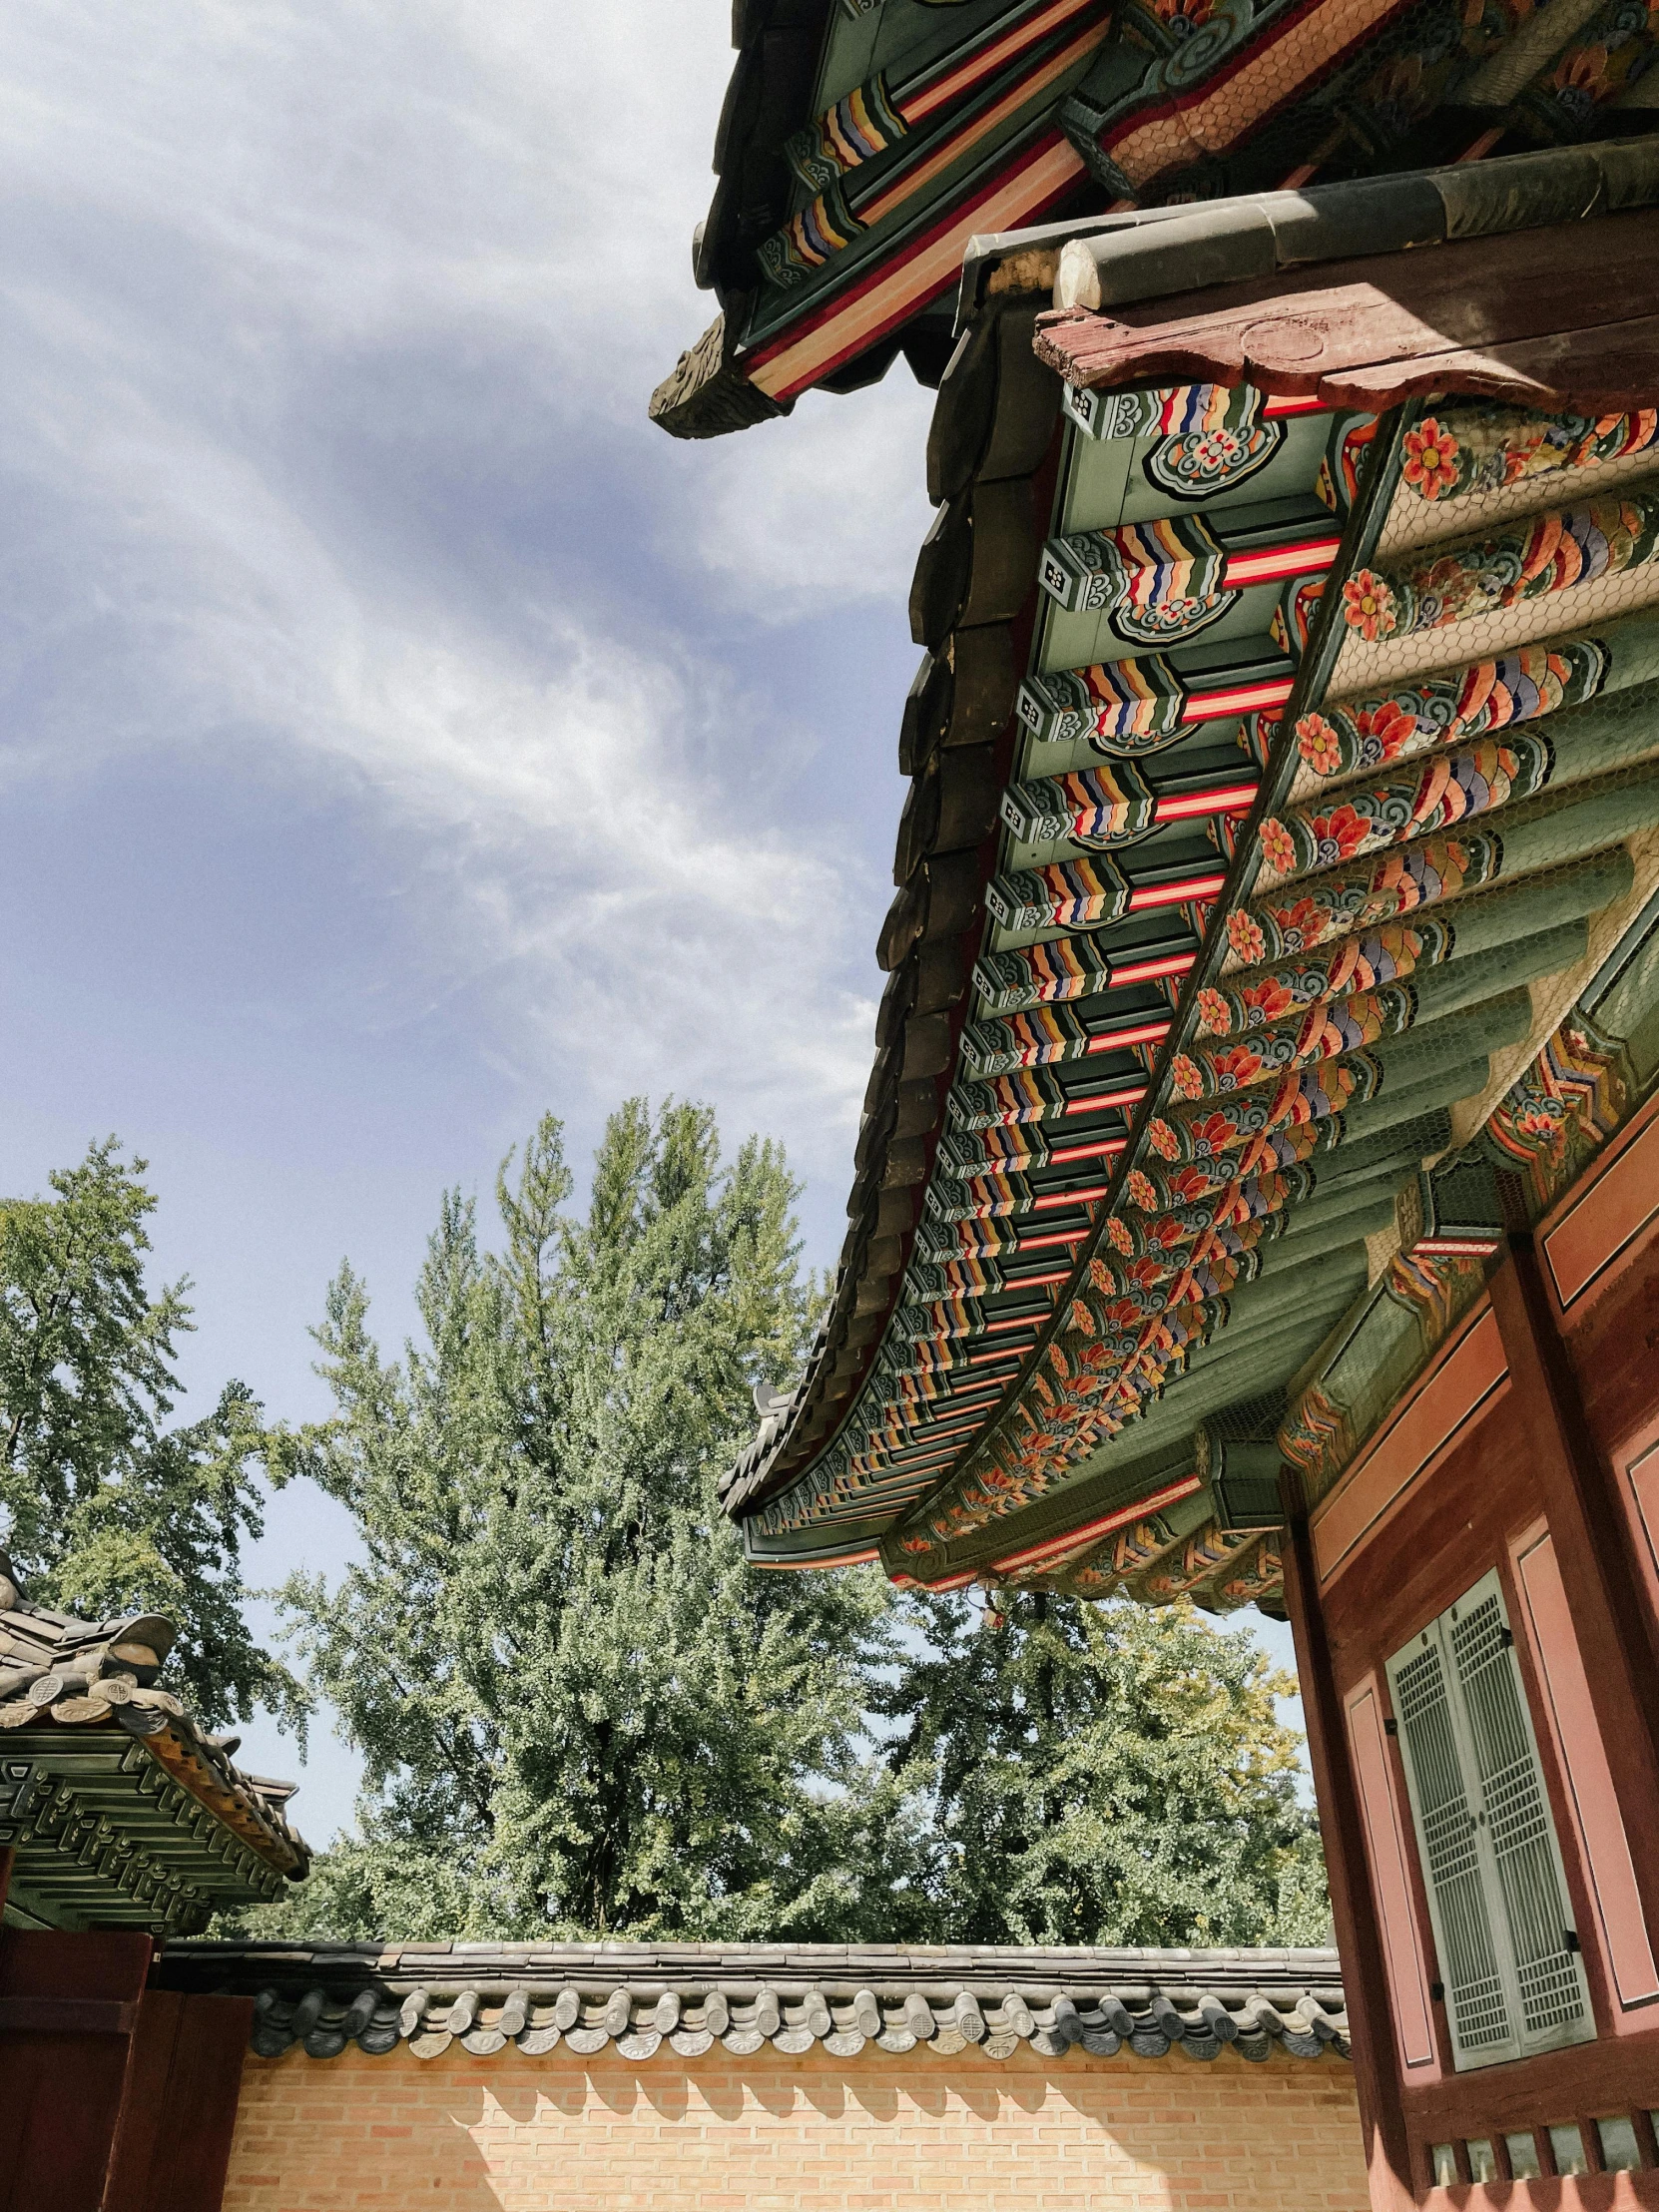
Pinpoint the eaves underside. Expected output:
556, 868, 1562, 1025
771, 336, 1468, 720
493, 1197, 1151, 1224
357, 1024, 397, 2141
722, 143, 1659, 1603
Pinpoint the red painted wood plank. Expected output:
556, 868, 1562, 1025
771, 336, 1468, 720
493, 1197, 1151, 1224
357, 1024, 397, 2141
105, 1990, 255, 2212
1346, 1677, 1439, 2074
1311, 1305, 1508, 1586
0, 1931, 152, 2212
1545, 1105, 1659, 1312
0, 1995, 137, 2034
1513, 1525, 1659, 2017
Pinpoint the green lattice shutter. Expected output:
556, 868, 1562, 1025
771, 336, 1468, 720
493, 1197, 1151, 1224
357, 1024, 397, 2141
1386, 1571, 1593, 2071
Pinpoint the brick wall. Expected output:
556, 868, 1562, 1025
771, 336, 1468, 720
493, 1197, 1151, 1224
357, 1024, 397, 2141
224, 2041, 1370, 2210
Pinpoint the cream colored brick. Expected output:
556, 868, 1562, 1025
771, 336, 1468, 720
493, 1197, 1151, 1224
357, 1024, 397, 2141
220, 2044, 1370, 2212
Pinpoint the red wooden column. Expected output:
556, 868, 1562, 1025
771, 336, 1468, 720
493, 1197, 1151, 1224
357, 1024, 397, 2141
1281, 1474, 1416, 2212
1487, 1225, 1659, 1925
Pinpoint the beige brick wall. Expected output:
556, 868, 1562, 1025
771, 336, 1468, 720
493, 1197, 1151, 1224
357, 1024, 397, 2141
224, 2040, 1370, 2210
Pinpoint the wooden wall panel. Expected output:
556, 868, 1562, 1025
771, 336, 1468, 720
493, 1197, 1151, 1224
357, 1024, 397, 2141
0, 1930, 150, 2212
1512, 1526, 1659, 2019
1345, 1679, 1439, 2077
106, 1988, 254, 2212
1542, 1097, 1659, 1315
1312, 1307, 1508, 1589
1628, 1440, 1659, 1595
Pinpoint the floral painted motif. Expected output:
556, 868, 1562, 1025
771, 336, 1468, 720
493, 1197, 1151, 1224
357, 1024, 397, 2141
1125, 1167, 1162, 1211
1397, 400, 1659, 503
1278, 1382, 1346, 1479
1400, 416, 1461, 500
1520, 3, 1659, 141
1149, 0, 1216, 32
1258, 817, 1299, 876
1485, 1010, 1627, 1206
1227, 910, 1269, 963
1199, 920, 1450, 1036
1173, 985, 1414, 1100
1342, 568, 1397, 641
1147, 1057, 1376, 1166
1345, 491, 1659, 642
1298, 638, 1608, 779
1132, 1127, 1328, 1208
1296, 714, 1347, 777
1147, 413, 1285, 501
1242, 832, 1499, 958
1268, 733, 1550, 878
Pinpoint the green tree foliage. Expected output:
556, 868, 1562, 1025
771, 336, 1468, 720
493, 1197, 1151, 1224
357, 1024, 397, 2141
0, 1139, 303, 1734
258, 1102, 928, 1941
240, 1098, 1327, 1948
880, 1588, 1331, 1948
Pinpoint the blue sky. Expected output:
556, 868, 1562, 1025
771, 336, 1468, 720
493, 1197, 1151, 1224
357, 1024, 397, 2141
2, 1, 1299, 1840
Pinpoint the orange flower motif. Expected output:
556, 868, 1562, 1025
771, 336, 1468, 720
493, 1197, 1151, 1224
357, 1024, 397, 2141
1106, 1216, 1134, 1254
1169, 1053, 1205, 1100
1125, 1168, 1160, 1211
1240, 976, 1296, 1024
1306, 801, 1371, 865
1148, 1119, 1181, 1160
1296, 714, 1344, 775
1227, 910, 1268, 963
1351, 698, 1420, 766
1209, 1044, 1266, 1092
1401, 417, 1461, 500
1188, 1111, 1241, 1158
1343, 568, 1397, 641
1259, 818, 1298, 875
1168, 1165, 1214, 1202
1195, 986, 1232, 1035
1269, 895, 1331, 952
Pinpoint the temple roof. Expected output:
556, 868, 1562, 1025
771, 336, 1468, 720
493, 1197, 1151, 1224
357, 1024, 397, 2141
0, 1551, 309, 1936
722, 138, 1659, 1605
160, 1938, 1349, 2064
651, 0, 1659, 436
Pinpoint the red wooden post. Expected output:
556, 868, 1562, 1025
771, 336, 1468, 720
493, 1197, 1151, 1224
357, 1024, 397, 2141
1281, 1475, 1417, 2212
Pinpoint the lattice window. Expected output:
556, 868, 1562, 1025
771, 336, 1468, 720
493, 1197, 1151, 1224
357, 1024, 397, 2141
1385, 1570, 1593, 2071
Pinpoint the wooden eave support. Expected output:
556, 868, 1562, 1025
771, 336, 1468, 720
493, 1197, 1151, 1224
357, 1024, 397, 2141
1034, 208, 1659, 415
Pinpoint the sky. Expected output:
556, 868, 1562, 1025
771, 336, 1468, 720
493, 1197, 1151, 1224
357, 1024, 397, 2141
0, 0, 1300, 1841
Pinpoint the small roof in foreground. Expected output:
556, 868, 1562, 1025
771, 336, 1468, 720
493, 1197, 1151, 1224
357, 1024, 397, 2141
0, 1551, 309, 1936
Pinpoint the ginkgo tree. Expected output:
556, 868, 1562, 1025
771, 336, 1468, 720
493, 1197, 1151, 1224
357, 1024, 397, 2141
0, 1139, 302, 1734
248, 1099, 1327, 1947
259, 1103, 928, 1940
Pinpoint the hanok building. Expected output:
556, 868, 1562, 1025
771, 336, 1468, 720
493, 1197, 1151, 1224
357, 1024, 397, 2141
0, 1556, 310, 2208
684, 68, 1659, 2212
651, 0, 1659, 440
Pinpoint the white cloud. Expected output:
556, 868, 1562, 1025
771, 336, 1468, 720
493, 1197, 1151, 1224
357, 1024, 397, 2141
0, 0, 942, 1180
